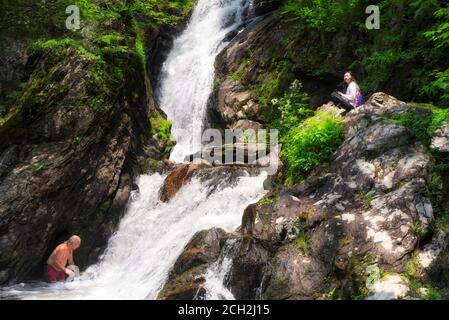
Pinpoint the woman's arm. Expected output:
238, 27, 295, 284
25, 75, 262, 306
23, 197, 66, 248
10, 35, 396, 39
341, 82, 357, 101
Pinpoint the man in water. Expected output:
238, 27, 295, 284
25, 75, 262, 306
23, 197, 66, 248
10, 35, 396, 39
331, 71, 363, 111
44, 235, 81, 283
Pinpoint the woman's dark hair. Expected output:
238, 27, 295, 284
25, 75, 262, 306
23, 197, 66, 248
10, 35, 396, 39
345, 70, 355, 80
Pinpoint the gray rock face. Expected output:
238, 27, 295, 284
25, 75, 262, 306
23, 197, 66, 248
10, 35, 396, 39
164, 93, 437, 299
0, 50, 166, 285
0, 8, 196, 284
431, 120, 449, 153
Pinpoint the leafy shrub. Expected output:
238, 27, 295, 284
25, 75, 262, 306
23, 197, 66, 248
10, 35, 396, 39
281, 110, 344, 185
429, 108, 449, 133
270, 80, 314, 137
150, 114, 175, 156
281, 0, 359, 32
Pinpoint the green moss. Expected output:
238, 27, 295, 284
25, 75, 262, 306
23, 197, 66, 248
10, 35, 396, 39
138, 157, 160, 173
158, 264, 207, 299
229, 69, 245, 81
435, 208, 449, 233
429, 108, 449, 133
405, 256, 447, 300
356, 191, 375, 210
293, 220, 310, 255
213, 78, 224, 90
1, 0, 196, 121
343, 252, 376, 300
259, 195, 277, 206
150, 114, 176, 156
405, 252, 422, 280
382, 104, 449, 148
31, 162, 48, 175
257, 60, 296, 113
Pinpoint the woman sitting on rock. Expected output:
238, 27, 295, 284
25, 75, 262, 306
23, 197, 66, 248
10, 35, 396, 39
331, 71, 363, 111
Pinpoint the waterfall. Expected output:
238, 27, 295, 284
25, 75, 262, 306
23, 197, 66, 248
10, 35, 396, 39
203, 239, 238, 300
157, 0, 250, 162
0, 0, 265, 300
1, 172, 266, 300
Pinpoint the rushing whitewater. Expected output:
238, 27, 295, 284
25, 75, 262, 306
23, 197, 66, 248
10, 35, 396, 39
2, 172, 267, 299
157, 0, 251, 162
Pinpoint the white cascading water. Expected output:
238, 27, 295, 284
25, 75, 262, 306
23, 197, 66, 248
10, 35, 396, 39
2, 172, 266, 299
158, 0, 250, 162
0, 0, 266, 300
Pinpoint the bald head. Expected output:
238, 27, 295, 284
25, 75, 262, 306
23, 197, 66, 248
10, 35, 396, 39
67, 235, 81, 249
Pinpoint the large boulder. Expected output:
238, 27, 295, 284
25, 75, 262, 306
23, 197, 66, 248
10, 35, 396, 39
158, 228, 228, 300
168, 93, 437, 300
159, 162, 211, 202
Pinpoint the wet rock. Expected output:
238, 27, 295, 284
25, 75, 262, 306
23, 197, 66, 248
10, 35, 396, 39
173, 93, 435, 300
170, 228, 228, 278
186, 143, 270, 165
226, 239, 271, 300
252, 0, 282, 16
159, 162, 212, 202
158, 228, 228, 300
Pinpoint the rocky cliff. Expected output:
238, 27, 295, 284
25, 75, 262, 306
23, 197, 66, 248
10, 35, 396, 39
0, 0, 195, 285
161, 93, 449, 300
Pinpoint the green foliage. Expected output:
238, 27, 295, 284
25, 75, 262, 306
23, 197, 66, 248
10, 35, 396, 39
257, 60, 296, 113
130, 0, 194, 27
429, 108, 449, 133
259, 192, 280, 206
435, 208, 449, 232
270, 80, 314, 137
365, 264, 383, 289
1, 0, 195, 118
347, 253, 377, 300
325, 287, 338, 300
150, 114, 175, 156
405, 254, 447, 300
150, 114, 173, 140
383, 104, 449, 147
281, 0, 359, 32
293, 220, 310, 255
259, 196, 274, 206
423, 5, 449, 103
31, 162, 48, 174
351, 0, 449, 105
356, 191, 375, 210
281, 110, 344, 185
229, 69, 245, 81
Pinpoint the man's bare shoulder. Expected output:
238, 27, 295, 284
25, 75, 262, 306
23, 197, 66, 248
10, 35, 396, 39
54, 243, 68, 252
